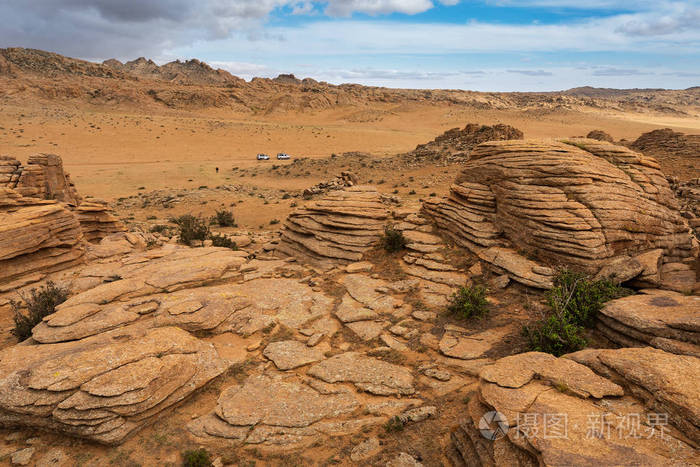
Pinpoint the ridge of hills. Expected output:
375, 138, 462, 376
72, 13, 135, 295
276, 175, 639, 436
1, 47, 699, 114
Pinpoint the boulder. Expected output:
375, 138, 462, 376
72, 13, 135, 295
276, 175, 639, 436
423, 139, 695, 288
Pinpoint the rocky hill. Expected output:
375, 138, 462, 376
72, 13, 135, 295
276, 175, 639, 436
2, 47, 700, 114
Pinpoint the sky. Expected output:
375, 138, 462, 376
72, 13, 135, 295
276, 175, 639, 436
1, 0, 699, 91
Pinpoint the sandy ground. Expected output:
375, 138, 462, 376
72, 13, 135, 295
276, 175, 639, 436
2, 100, 698, 232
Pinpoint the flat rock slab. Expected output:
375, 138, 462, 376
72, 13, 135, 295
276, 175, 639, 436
216, 375, 358, 428
263, 340, 325, 370
341, 274, 394, 313
308, 352, 415, 395
346, 320, 386, 341
335, 294, 378, 323
439, 326, 512, 360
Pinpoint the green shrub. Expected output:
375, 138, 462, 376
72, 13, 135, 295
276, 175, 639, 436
210, 233, 238, 250
213, 209, 236, 227
447, 284, 489, 319
150, 224, 170, 234
380, 226, 407, 253
11, 281, 69, 341
172, 215, 210, 246
523, 269, 630, 356
182, 448, 212, 467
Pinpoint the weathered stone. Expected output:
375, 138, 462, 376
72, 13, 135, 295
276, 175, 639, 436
350, 437, 381, 462
0, 327, 226, 445
308, 352, 415, 395
346, 321, 386, 341
423, 139, 695, 288
439, 326, 512, 361
215, 375, 358, 428
263, 340, 325, 370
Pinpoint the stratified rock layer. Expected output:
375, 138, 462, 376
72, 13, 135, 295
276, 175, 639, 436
423, 139, 695, 288
0, 154, 80, 204
596, 290, 700, 357
75, 200, 126, 242
449, 350, 700, 466
0, 188, 85, 286
276, 186, 389, 268
0, 326, 227, 445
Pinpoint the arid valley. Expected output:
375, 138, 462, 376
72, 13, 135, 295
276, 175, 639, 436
0, 46, 699, 467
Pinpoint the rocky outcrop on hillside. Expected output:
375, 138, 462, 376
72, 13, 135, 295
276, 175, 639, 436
103, 57, 245, 86
449, 349, 700, 466
0, 188, 85, 289
423, 139, 697, 289
303, 171, 359, 198
628, 128, 700, 179
408, 123, 523, 162
586, 129, 614, 142
276, 186, 390, 268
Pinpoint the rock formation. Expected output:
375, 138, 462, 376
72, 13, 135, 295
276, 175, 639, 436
409, 123, 523, 163
0, 188, 85, 289
75, 199, 126, 242
586, 129, 614, 142
423, 139, 697, 289
628, 128, 700, 180
0, 154, 80, 204
0, 154, 125, 288
449, 350, 700, 466
276, 186, 390, 268
0, 326, 227, 445
303, 171, 358, 198
596, 290, 699, 357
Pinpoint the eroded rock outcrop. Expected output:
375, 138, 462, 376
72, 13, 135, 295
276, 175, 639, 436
423, 139, 696, 288
449, 350, 700, 466
0, 188, 85, 288
276, 186, 390, 268
75, 200, 126, 242
302, 171, 358, 198
0, 154, 80, 204
596, 290, 700, 357
0, 326, 227, 445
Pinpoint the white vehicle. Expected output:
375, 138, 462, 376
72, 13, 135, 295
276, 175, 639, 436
256, 153, 270, 160
277, 153, 291, 160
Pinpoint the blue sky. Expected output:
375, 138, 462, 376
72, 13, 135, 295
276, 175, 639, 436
2, 0, 699, 91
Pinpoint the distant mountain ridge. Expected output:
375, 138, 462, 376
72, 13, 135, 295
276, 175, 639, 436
1, 47, 699, 114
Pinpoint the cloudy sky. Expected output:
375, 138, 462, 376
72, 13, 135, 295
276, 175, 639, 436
1, 0, 699, 91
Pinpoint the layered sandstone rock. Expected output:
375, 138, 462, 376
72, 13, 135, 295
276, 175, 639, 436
596, 290, 700, 357
449, 351, 699, 466
0, 188, 85, 287
0, 326, 227, 445
410, 123, 523, 162
586, 129, 614, 142
1, 154, 81, 204
276, 186, 390, 268
75, 200, 126, 242
423, 139, 696, 288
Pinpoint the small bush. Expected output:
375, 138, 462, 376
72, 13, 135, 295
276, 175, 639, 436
213, 209, 236, 227
11, 281, 69, 341
150, 224, 170, 234
447, 284, 489, 319
172, 215, 210, 246
380, 226, 407, 253
182, 448, 212, 467
210, 233, 238, 250
270, 219, 280, 225
384, 416, 405, 433
523, 269, 630, 356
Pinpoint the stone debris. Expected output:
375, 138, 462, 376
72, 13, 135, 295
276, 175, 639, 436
303, 171, 358, 198
350, 437, 381, 462
423, 139, 696, 289
276, 186, 389, 268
